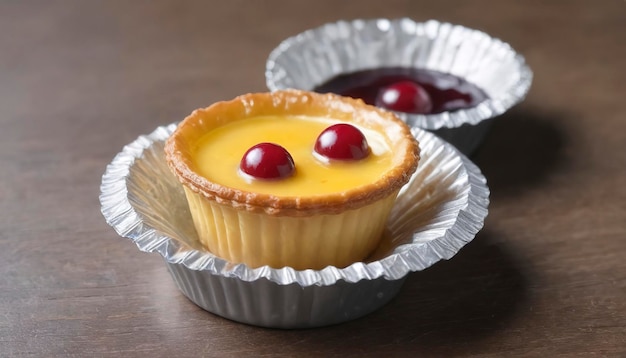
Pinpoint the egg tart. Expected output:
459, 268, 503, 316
164, 90, 419, 270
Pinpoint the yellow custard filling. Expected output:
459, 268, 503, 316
193, 115, 394, 197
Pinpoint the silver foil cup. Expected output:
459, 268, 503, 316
266, 18, 533, 155
100, 123, 489, 328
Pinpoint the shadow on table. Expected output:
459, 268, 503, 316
367, 230, 529, 349
472, 106, 570, 198
275, 230, 531, 355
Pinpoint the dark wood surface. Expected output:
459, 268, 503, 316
2, 1, 625, 356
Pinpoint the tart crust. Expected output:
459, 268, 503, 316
165, 90, 420, 217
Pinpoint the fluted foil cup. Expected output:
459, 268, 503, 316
266, 18, 533, 154
99, 123, 489, 328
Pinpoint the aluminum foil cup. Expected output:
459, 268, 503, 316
265, 18, 533, 155
99, 123, 489, 329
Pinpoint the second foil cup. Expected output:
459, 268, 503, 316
266, 18, 533, 155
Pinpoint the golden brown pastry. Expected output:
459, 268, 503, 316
165, 90, 419, 269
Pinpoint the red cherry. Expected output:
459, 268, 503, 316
239, 143, 295, 180
376, 80, 433, 114
314, 123, 370, 161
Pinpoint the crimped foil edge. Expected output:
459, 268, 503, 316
265, 18, 533, 131
99, 123, 489, 287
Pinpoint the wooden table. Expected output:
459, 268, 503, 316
2, 1, 625, 356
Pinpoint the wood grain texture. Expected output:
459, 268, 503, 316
1, 0, 625, 356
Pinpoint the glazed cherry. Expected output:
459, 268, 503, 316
314, 123, 370, 161
239, 143, 295, 180
376, 81, 433, 114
